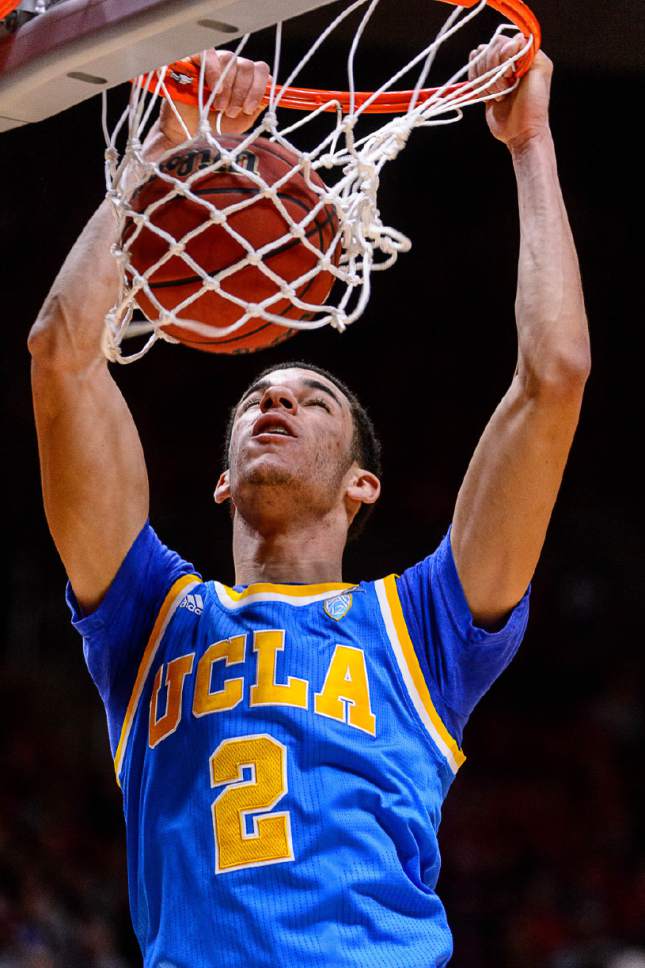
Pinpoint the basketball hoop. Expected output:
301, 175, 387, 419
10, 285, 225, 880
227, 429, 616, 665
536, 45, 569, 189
150, 0, 539, 114
103, 0, 540, 361
0, 0, 20, 17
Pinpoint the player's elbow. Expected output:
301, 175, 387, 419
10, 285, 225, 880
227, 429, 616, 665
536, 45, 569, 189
28, 315, 56, 361
28, 295, 103, 372
521, 341, 591, 402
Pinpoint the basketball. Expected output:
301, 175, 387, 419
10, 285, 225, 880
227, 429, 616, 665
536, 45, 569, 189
124, 136, 340, 354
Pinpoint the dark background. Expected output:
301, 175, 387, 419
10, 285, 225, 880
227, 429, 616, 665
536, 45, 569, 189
1, 0, 643, 965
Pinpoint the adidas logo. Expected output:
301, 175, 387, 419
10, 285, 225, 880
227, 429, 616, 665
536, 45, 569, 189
180, 593, 204, 616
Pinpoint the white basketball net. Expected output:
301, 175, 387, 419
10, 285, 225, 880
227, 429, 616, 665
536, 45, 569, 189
102, 0, 532, 362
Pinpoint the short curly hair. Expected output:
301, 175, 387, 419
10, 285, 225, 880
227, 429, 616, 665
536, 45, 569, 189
222, 361, 382, 539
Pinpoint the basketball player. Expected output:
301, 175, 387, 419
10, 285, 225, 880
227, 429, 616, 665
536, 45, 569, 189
29, 36, 589, 968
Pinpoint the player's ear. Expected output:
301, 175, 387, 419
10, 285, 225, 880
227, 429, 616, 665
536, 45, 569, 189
214, 469, 231, 504
345, 469, 380, 520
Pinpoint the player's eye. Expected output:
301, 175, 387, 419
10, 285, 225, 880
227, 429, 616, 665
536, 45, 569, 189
240, 396, 261, 412
306, 397, 331, 412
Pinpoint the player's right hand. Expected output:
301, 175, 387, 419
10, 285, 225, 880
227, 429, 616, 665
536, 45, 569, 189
159, 50, 271, 145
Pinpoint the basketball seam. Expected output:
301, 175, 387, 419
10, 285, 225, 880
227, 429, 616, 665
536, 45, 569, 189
146, 195, 337, 291
129, 136, 337, 350
161, 210, 331, 347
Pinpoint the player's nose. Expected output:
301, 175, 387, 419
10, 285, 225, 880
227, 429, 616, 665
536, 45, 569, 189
259, 384, 299, 414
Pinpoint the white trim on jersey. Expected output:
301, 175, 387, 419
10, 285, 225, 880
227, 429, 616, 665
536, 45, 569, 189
375, 577, 464, 775
213, 582, 356, 610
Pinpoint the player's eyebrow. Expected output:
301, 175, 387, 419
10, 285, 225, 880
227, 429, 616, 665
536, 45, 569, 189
238, 377, 343, 409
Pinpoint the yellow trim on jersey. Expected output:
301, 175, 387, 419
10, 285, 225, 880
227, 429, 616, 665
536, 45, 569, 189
113, 573, 201, 786
220, 581, 355, 601
215, 580, 356, 609
377, 575, 466, 774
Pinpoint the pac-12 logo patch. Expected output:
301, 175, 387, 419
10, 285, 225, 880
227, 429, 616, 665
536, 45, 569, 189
323, 592, 353, 621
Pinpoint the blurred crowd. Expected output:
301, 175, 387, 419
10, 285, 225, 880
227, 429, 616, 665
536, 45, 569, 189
0, 668, 134, 968
440, 663, 645, 968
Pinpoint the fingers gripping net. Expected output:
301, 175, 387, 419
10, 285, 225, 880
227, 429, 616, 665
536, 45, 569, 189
103, 0, 534, 362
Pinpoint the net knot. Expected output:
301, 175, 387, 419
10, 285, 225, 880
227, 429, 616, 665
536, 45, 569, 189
263, 111, 279, 134
356, 158, 378, 188
317, 153, 336, 170
340, 116, 354, 138
384, 119, 412, 159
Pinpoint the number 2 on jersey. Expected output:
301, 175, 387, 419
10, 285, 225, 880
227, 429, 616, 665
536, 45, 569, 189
210, 733, 294, 873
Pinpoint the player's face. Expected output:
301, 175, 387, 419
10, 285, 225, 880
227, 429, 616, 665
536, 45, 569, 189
224, 368, 356, 519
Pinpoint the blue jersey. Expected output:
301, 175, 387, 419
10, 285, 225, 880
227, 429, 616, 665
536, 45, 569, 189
68, 523, 529, 968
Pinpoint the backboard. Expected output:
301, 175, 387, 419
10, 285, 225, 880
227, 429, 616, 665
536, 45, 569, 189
0, 0, 339, 131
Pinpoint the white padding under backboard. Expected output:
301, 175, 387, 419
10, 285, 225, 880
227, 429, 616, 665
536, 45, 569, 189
0, 0, 339, 132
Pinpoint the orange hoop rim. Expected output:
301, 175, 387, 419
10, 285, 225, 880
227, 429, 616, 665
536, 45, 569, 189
0, 0, 21, 17
139, 0, 540, 115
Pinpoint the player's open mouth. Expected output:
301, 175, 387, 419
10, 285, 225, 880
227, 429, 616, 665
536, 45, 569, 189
252, 414, 296, 439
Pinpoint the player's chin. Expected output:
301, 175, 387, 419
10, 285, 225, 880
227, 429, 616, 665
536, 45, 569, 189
241, 436, 300, 471
237, 449, 298, 486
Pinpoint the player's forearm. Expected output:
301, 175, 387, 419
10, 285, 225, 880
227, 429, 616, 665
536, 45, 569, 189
28, 122, 182, 371
511, 130, 591, 394
29, 199, 119, 371
29, 195, 150, 612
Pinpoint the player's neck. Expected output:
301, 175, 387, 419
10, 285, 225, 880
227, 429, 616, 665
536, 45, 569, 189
231, 511, 347, 585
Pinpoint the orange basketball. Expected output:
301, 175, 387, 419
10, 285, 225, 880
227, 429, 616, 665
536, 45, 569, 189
125, 136, 340, 354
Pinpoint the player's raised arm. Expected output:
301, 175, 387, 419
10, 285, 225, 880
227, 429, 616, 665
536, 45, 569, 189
28, 50, 270, 614
450, 38, 591, 629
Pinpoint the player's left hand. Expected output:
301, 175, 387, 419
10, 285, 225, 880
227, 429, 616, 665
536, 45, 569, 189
468, 35, 553, 150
